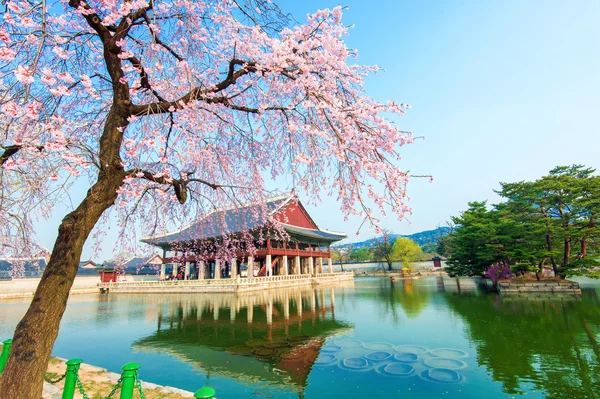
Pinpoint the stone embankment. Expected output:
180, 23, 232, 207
498, 280, 582, 295
0, 276, 101, 300
353, 269, 448, 278
0, 275, 157, 299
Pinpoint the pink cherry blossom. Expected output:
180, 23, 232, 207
14, 65, 34, 84
0, 5, 428, 385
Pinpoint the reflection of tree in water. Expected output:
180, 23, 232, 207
353, 278, 431, 320
446, 290, 600, 398
393, 280, 430, 318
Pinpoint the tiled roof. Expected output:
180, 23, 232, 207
282, 224, 347, 244
141, 195, 292, 247
141, 194, 347, 247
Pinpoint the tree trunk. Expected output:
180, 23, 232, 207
550, 256, 559, 277
564, 236, 571, 266
581, 235, 588, 259
0, 108, 128, 398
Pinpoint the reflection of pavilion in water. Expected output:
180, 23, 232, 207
134, 284, 354, 396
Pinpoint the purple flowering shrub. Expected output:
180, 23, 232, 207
487, 264, 513, 283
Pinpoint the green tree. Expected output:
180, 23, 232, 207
446, 166, 600, 278
390, 237, 423, 270
349, 247, 372, 262
498, 165, 600, 277
445, 202, 502, 277
372, 230, 395, 270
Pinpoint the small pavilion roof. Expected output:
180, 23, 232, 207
141, 194, 347, 248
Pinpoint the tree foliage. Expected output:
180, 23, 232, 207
390, 237, 422, 269
445, 165, 600, 278
349, 247, 371, 262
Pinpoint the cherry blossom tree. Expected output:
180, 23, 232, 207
0, 0, 420, 396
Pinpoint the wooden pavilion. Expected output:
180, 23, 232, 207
141, 194, 347, 282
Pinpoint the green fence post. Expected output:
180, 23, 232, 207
120, 362, 140, 399
0, 339, 12, 374
194, 386, 216, 399
62, 358, 82, 399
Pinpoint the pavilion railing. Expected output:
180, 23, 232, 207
97, 271, 353, 288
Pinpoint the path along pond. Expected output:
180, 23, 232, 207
1, 277, 599, 399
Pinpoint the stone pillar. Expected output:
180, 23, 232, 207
231, 258, 237, 279
160, 263, 166, 280
184, 261, 190, 280
282, 255, 288, 275
198, 260, 205, 280
295, 256, 301, 275
198, 260, 206, 280
266, 254, 272, 277
247, 256, 254, 279
317, 257, 323, 274
309, 257, 314, 275
214, 260, 221, 280
328, 257, 333, 273
172, 263, 177, 277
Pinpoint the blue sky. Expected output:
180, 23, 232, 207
35, 1, 600, 260
281, 0, 600, 237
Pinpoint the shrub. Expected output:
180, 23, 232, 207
486, 264, 512, 283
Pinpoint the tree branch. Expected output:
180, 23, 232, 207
130, 59, 257, 116
125, 169, 220, 204
0, 145, 44, 166
67, 0, 112, 42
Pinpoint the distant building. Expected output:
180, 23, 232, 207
120, 254, 163, 274
79, 260, 97, 269
0, 256, 48, 279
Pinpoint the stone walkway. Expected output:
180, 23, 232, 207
0, 346, 195, 399
42, 355, 196, 398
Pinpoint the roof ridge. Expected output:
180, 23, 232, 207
141, 193, 294, 241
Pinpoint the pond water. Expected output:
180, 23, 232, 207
1, 277, 599, 399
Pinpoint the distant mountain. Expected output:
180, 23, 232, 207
336, 226, 451, 249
